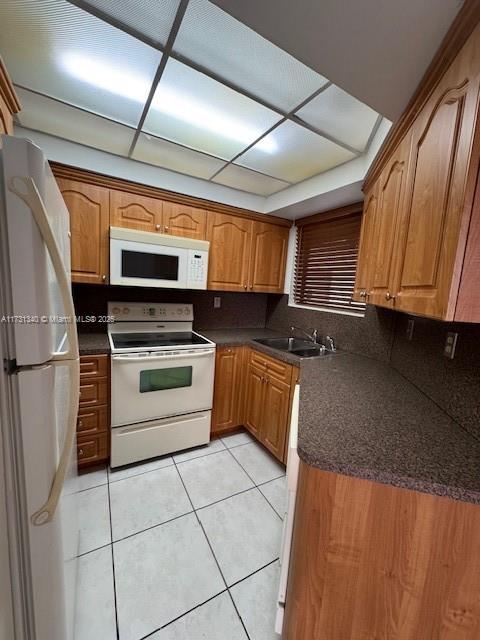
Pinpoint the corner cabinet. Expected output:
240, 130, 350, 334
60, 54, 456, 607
57, 179, 110, 284
355, 20, 480, 322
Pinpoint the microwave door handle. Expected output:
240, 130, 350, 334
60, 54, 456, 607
7, 176, 79, 362
112, 349, 215, 363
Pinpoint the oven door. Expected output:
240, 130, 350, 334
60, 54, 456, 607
111, 348, 215, 426
110, 238, 188, 288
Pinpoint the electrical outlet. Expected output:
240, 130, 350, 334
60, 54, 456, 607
406, 319, 415, 341
443, 332, 458, 359
213, 296, 221, 309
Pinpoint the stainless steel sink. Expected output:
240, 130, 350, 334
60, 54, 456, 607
253, 337, 326, 358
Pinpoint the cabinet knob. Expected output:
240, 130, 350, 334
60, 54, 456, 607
155, 224, 161, 231
360, 290, 367, 298
78, 420, 83, 427
243, 284, 247, 289
249, 285, 253, 290
79, 449, 84, 456
164, 226, 169, 232
102, 274, 107, 282
385, 292, 396, 301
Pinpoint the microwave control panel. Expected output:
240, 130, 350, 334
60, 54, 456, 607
186, 249, 208, 289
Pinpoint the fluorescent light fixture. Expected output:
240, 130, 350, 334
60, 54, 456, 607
150, 85, 276, 153
60, 52, 276, 153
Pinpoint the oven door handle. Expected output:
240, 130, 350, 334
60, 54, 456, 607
112, 349, 215, 363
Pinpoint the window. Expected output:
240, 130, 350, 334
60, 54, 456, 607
293, 205, 365, 315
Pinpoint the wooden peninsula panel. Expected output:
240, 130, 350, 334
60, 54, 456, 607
283, 461, 480, 640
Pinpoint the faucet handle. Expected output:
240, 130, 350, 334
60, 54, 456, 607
324, 335, 336, 352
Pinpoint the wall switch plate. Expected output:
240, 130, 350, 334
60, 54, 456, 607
406, 319, 415, 341
213, 296, 221, 309
443, 332, 458, 359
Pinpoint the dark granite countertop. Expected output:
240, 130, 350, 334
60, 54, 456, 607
78, 327, 480, 504
78, 332, 110, 355
297, 353, 480, 505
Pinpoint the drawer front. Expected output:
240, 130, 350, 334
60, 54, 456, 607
77, 405, 109, 436
79, 378, 108, 407
80, 354, 109, 378
77, 433, 109, 467
249, 349, 292, 383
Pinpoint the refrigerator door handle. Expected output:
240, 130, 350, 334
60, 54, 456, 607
31, 358, 80, 525
8, 176, 81, 525
7, 176, 79, 362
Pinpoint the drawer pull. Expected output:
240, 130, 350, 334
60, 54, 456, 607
78, 420, 83, 427
79, 448, 84, 456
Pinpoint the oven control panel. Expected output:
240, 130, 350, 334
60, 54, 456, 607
108, 302, 194, 322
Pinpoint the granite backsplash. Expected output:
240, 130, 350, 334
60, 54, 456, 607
265, 294, 480, 442
73, 284, 268, 331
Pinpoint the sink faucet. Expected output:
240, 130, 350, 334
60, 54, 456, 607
324, 335, 336, 352
290, 325, 318, 344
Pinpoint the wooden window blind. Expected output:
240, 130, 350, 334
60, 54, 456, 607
294, 206, 365, 314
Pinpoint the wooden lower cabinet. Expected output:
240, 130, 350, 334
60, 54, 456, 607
78, 354, 110, 468
244, 349, 298, 462
211, 346, 244, 435
211, 346, 298, 462
283, 462, 480, 640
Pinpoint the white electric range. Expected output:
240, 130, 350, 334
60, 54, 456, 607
108, 302, 215, 467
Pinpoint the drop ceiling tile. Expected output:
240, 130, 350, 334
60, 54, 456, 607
16, 88, 135, 156
132, 133, 227, 179
236, 120, 356, 183
0, 0, 161, 127
80, 0, 180, 48
212, 164, 289, 196
296, 84, 379, 151
174, 0, 328, 112
143, 58, 283, 160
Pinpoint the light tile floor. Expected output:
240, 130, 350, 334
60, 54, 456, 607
75, 430, 285, 640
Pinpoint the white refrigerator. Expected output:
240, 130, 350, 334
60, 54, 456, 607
0, 135, 80, 640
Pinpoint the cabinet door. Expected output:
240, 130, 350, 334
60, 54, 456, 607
57, 179, 109, 284
352, 186, 378, 302
110, 190, 163, 232
244, 364, 265, 439
163, 202, 206, 239
395, 77, 479, 319
211, 347, 243, 435
207, 212, 252, 291
262, 376, 290, 461
368, 133, 411, 308
249, 222, 289, 292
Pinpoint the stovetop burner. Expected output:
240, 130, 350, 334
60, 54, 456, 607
111, 331, 211, 350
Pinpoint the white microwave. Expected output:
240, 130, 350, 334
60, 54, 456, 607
110, 226, 209, 289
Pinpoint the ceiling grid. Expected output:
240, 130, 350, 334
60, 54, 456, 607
1, 0, 383, 197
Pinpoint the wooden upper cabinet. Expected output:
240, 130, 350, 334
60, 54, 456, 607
368, 132, 412, 308
110, 190, 163, 232
163, 202, 206, 239
353, 186, 378, 302
0, 57, 20, 139
249, 222, 289, 293
57, 179, 109, 284
211, 346, 244, 435
395, 73, 479, 319
207, 212, 253, 291
356, 20, 480, 322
